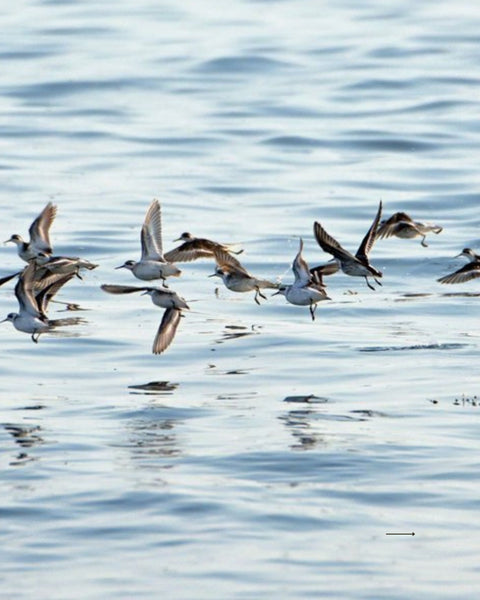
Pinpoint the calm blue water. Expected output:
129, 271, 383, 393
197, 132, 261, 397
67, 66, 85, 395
2, 0, 480, 598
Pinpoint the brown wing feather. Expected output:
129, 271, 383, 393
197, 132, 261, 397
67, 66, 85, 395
29, 202, 57, 251
356, 200, 382, 260
313, 221, 354, 262
437, 263, 480, 284
152, 308, 182, 354
101, 284, 147, 295
377, 212, 416, 239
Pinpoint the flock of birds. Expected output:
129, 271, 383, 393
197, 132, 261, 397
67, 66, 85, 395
1, 199, 478, 354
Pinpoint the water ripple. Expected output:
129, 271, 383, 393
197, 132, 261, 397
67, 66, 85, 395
195, 55, 295, 74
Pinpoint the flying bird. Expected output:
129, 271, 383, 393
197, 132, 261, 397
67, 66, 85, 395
1, 262, 73, 342
377, 212, 442, 247
116, 200, 181, 283
437, 248, 480, 284
273, 239, 330, 320
101, 283, 189, 354
209, 259, 279, 304
314, 201, 383, 290
164, 232, 243, 264
5, 202, 57, 262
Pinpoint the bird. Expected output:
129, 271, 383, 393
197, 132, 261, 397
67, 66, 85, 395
1, 262, 73, 342
273, 239, 330, 320
209, 260, 279, 304
313, 201, 383, 290
437, 248, 480, 284
116, 200, 181, 282
34, 253, 98, 278
376, 212, 442, 247
163, 232, 243, 264
100, 283, 189, 354
100, 284, 189, 310
5, 202, 57, 262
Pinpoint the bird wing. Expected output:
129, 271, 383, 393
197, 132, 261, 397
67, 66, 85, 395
101, 284, 147, 295
15, 263, 44, 318
309, 261, 339, 286
35, 272, 75, 313
292, 239, 310, 286
0, 270, 22, 287
29, 202, 57, 253
437, 263, 480, 284
152, 307, 182, 354
164, 241, 215, 263
212, 248, 243, 269
141, 200, 164, 260
356, 200, 383, 261
313, 221, 355, 262
376, 211, 413, 239
141, 225, 164, 261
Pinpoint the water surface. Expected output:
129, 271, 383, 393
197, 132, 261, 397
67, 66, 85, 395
2, 1, 480, 598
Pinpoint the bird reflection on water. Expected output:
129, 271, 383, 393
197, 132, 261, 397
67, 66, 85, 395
279, 409, 325, 452
4, 423, 44, 466
214, 324, 262, 344
127, 418, 182, 462
128, 381, 179, 395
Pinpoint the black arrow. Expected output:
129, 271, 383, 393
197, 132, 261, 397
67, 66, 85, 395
386, 532, 415, 536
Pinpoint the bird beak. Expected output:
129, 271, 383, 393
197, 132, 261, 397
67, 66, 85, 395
115, 264, 125, 270
4, 238, 13, 245
271, 290, 281, 296
0, 317, 8, 323
173, 237, 182, 242
208, 273, 220, 278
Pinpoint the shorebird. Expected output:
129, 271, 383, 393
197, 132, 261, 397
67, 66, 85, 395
209, 260, 279, 304
376, 212, 442, 247
273, 239, 330, 320
100, 283, 189, 354
437, 248, 480, 284
101, 284, 188, 310
116, 200, 181, 282
313, 201, 383, 290
1, 263, 73, 342
164, 232, 243, 264
34, 253, 98, 278
5, 202, 57, 262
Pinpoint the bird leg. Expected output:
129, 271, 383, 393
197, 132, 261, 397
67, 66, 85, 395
309, 302, 317, 321
421, 235, 428, 248
365, 277, 375, 291
254, 288, 267, 305
374, 277, 382, 287
31, 332, 40, 343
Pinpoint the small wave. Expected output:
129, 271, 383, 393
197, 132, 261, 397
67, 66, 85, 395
195, 55, 293, 74
337, 136, 437, 153
359, 343, 468, 352
261, 135, 326, 148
